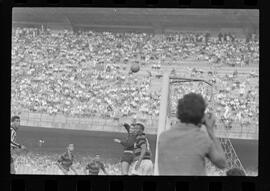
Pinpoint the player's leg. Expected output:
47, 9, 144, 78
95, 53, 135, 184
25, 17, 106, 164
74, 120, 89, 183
10, 163, 15, 174
139, 160, 153, 175
10, 157, 15, 174
60, 167, 69, 175
130, 161, 142, 176
144, 160, 154, 175
139, 160, 147, 175
130, 161, 136, 175
56, 163, 69, 175
10, 149, 17, 174
121, 152, 133, 175
121, 161, 129, 175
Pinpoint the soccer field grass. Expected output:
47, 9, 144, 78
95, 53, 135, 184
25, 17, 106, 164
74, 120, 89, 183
16, 126, 157, 163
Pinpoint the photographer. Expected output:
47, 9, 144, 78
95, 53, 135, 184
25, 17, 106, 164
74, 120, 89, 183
158, 93, 227, 175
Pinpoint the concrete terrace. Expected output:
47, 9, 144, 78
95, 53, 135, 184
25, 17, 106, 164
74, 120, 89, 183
13, 8, 258, 34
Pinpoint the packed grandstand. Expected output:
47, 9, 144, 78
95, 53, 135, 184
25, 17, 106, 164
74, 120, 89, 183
11, 27, 258, 128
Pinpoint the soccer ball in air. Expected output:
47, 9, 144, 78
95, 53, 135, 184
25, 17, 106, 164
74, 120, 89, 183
130, 64, 140, 73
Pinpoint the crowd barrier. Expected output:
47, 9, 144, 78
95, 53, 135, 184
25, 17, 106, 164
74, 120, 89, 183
16, 111, 258, 138
18, 112, 158, 134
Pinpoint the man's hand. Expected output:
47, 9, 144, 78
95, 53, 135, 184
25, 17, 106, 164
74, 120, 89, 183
135, 161, 141, 170
203, 113, 216, 136
113, 139, 121, 143
119, 122, 130, 127
119, 123, 126, 128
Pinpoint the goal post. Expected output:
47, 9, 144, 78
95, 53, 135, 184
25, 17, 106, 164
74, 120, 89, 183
154, 72, 170, 175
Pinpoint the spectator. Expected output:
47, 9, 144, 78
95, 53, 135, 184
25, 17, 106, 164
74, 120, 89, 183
158, 93, 227, 175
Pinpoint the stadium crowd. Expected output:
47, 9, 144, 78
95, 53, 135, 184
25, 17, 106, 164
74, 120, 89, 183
170, 69, 258, 129
11, 27, 258, 129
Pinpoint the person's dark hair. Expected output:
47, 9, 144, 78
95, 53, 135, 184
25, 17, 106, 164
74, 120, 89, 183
135, 123, 145, 131
176, 93, 206, 125
226, 168, 246, 176
11, 116, 20, 122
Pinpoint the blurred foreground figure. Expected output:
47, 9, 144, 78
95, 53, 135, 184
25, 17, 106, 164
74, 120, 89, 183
158, 93, 227, 175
